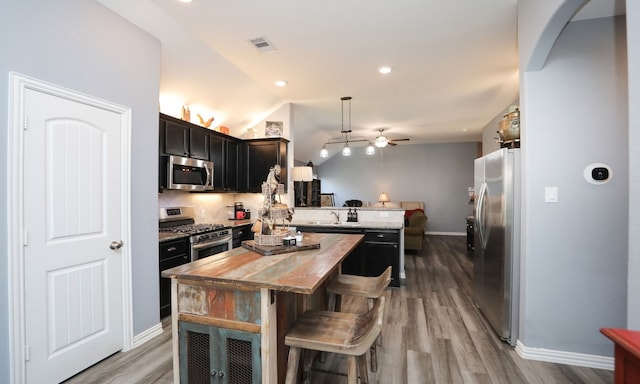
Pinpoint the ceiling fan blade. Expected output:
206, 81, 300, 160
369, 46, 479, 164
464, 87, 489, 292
387, 141, 397, 146
390, 138, 410, 142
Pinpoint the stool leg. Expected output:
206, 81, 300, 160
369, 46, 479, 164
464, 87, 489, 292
285, 347, 301, 384
301, 350, 315, 383
358, 353, 369, 384
347, 356, 358, 384
327, 292, 337, 312
370, 344, 378, 373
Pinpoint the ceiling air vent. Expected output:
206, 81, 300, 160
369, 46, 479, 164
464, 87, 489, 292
248, 36, 276, 53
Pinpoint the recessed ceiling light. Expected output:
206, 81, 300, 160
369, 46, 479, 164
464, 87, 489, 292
379, 66, 391, 74
178, 0, 192, 3
275, 80, 288, 87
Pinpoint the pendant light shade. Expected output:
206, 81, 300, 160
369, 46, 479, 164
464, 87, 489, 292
365, 142, 376, 155
342, 143, 351, 156
320, 145, 328, 158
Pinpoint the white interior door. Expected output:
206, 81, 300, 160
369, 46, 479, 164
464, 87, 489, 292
22, 87, 125, 383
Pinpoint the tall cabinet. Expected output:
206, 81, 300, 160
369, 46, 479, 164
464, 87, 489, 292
294, 179, 321, 207
244, 138, 289, 193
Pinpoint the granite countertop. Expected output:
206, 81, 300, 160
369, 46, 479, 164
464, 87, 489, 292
159, 219, 255, 243
159, 232, 189, 243
289, 220, 403, 230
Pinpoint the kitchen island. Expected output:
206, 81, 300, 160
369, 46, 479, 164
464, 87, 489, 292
161, 232, 364, 384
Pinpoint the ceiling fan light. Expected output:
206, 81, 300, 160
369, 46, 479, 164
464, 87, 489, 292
342, 143, 351, 156
365, 142, 376, 155
375, 135, 388, 148
320, 145, 328, 158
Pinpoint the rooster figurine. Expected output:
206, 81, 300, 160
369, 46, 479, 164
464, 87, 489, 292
197, 114, 215, 128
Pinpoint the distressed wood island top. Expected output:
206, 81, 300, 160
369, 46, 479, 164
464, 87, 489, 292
162, 232, 364, 294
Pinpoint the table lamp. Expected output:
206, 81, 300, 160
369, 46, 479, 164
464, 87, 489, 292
292, 166, 313, 206
378, 192, 390, 208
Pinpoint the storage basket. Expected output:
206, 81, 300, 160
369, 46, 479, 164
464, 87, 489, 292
254, 227, 291, 246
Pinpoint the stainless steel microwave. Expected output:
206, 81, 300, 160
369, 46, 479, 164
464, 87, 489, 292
166, 155, 214, 191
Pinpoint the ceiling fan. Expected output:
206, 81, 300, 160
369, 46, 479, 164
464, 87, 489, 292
374, 128, 410, 147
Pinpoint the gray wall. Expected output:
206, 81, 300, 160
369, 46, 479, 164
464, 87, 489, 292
316, 142, 478, 233
0, 1, 161, 380
628, 0, 640, 331
520, 15, 628, 356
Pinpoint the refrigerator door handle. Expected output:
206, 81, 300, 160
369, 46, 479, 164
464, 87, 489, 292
476, 182, 488, 249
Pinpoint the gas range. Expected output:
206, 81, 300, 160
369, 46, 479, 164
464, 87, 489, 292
159, 207, 231, 245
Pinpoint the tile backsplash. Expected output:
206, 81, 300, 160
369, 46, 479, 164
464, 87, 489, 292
158, 190, 290, 223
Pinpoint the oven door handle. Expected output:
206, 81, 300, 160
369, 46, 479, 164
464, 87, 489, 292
192, 236, 232, 250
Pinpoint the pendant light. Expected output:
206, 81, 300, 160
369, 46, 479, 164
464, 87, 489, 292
319, 96, 376, 158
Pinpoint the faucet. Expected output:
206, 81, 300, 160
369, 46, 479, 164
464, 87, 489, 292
330, 210, 340, 222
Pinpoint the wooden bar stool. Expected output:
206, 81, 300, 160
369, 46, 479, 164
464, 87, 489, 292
284, 296, 386, 384
325, 266, 392, 372
327, 266, 393, 312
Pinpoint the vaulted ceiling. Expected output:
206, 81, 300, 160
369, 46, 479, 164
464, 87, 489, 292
99, 0, 624, 164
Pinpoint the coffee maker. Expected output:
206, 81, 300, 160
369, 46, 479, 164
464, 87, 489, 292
234, 202, 245, 219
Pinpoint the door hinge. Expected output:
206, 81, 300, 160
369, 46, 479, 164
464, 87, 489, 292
25, 345, 30, 361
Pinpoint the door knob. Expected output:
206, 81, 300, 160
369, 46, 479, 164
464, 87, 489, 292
110, 241, 123, 250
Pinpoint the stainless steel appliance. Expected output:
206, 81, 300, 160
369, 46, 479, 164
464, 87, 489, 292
166, 155, 214, 191
159, 207, 232, 261
473, 148, 520, 346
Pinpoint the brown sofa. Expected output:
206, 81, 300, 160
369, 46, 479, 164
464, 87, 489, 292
404, 210, 428, 251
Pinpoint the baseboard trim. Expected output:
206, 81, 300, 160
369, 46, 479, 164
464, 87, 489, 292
132, 322, 164, 349
425, 231, 465, 236
515, 340, 614, 370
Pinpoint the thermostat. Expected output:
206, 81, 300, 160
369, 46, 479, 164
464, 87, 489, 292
584, 163, 612, 185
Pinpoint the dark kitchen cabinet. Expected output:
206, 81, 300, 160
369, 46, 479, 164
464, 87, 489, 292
226, 139, 243, 192
294, 226, 364, 276
210, 134, 244, 192
232, 224, 253, 248
159, 114, 289, 194
244, 138, 288, 193
466, 216, 475, 251
159, 237, 190, 318
363, 230, 400, 287
162, 119, 190, 157
159, 113, 209, 160
178, 321, 261, 384
295, 226, 400, 287
294, 179, 321, 207
189, 127, 210, 160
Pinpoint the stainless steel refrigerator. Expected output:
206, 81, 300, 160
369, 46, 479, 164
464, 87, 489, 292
473, 148, 520, 346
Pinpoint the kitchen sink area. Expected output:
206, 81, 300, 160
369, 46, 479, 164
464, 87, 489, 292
290, 207, 406, 287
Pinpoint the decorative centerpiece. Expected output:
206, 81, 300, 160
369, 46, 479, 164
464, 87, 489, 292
252, 164, 295, 246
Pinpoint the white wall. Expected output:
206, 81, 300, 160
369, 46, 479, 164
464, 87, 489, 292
0, 1, 161, 381
519, 14, 628, 357
316, 142, 478, 234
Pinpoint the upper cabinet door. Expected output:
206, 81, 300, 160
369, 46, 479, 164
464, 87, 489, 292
209, 134, 225, 190
189, 128, 210, 160
163, 120, 189, 156
226, 139, 242, 192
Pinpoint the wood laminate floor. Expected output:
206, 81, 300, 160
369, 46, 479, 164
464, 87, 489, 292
64, 235, 614, 384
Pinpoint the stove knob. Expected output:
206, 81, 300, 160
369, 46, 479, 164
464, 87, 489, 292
197, 235, 208, 242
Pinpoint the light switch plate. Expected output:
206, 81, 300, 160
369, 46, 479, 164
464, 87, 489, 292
545, 187, 558, 203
